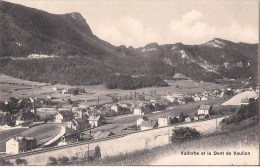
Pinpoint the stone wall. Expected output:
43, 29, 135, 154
8, 117, 226, 165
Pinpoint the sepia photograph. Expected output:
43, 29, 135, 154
0, 0, 259, 165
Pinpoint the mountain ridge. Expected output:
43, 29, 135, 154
0, 0, 258, 87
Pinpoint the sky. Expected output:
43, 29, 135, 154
5, 0, 259, 47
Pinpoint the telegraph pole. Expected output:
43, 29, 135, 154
87, 143, 89, 163
216, 118, 217, 132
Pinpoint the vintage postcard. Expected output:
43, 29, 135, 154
0, 0, 259, 166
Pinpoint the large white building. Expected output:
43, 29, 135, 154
198, 105, 211, 115
6, 137, 36, 154
133, 106, 144, 115
158, 116, 171, 127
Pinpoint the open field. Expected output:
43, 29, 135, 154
0, 124, 61, 152
0, 74, 226, 104
84, 123, 259, 166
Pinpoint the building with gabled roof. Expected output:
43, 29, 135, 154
88, 114, 102, 127
133, 106, 144, 115
136, 116, 149, 127
140, 120, 158, 131
158, 115, 171, 127
198, 105, 211, 115
67, 118, 88, 131
6, 136, 36, 154
55, 110, 74, 123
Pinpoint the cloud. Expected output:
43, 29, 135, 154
96, 10, 257, 47
167, 10, 258, 44
96, 16, 161, 47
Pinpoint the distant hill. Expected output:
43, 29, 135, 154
0, 1, 258, 88
133, 38, 258, 82
0, 0, 118, 58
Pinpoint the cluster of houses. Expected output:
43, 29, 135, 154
165, 90, 223, 105
54, 109, 103, 130
136, 104, 212, 131
52, 86, 85, 95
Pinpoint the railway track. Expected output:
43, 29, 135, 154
1, 115, 228, 160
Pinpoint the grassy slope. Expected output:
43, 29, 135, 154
85, 123, 258, 165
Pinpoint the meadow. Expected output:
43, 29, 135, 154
81, 123, 258, 166
0, 74, 225, 105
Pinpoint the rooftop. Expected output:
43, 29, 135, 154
198, 105, 211, 110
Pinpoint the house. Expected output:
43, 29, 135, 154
62, 89, 68, 94
136, 116, 149, 127
6, 137, 36, 154
73, 109, 86, 119
139, 120, 158, 131
133, 106, 144, 115
172, 73, 190, 80
198, 105, 211, 115
93, 131, 114, 139
198, 114, 206, 119
54, 110, 74, 123
111, 104, 119, 112
241, 98, 254, 106
78, 103, 89, 109
200, 96, 208, 101
88, 114, 102, 127
158, 116, 171, 127
234, 89, 244, 94
241, 98, 250, 105
178, 98, 186, 105
46, 95, 53, 100
15, 112, 37, 126
166, 95, 177, 102
193, 96, 201, 102
170, 111, 184, 123
185, 116, 192, 122
194, 116, 199, 121
67, 118, 88, 131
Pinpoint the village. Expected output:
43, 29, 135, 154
0, 76, 259, 156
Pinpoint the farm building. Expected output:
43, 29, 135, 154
158, 116, 171, 127
198, 105, 211, 115
67, 118, 88, 131
139, 120, 158, 131
136, 116, 149, 127
88, 114, 102, 127
55, 110, 74, 123
6, 136, 36, 154
133, 106, 144, 115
